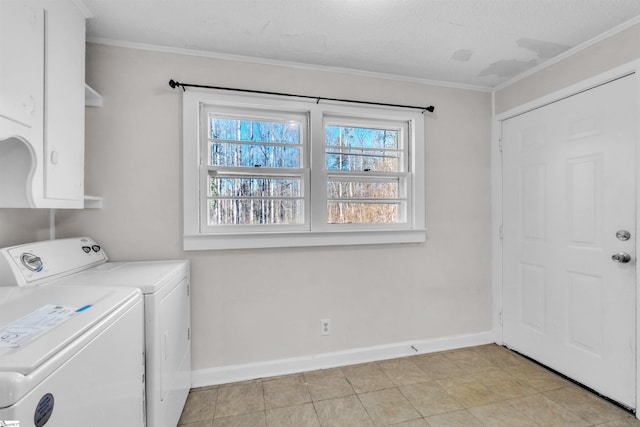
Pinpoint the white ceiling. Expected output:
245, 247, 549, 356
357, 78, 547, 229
83, 0, 640, 90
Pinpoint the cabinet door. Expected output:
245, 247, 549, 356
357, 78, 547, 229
0, 1, 44, 134
43, 1, 85, 203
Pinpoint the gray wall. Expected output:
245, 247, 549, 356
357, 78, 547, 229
0, 210, 51, 246
1, 43, 493, 372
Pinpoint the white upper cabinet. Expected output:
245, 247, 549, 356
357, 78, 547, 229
0, 1, 45, 149
44, 0, 86, 203
0, 0, 88, 208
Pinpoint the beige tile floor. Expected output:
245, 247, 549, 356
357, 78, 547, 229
178, 344, 640, 427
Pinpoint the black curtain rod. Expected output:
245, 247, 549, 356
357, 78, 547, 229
168, 79, 435, 113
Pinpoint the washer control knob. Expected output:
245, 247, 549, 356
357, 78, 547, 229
21, 253, 43, 272
81, 246, 92, 254
91, 245, 101, 253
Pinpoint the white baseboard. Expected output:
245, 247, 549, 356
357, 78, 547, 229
191, 331, 494, 388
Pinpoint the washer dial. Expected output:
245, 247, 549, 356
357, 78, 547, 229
21, 253, 43, 272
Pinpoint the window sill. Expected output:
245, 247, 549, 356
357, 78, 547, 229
183, 229, 426, 251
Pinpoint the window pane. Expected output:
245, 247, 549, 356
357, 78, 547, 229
209, 199, 304, 225
210, 176, 301, 198
327, 179, 399, 199
326, 125, 398, 149
209, 116, 302, 168
208, 175, 303, 225
327, 202, 401, 224
211, 118, 300, 144
324, 121, 407, 225
325, 125, 402, 172
211, 142, 301, 168
326, 151, 399, 172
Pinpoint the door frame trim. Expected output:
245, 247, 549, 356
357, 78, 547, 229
491, 59, 640, 412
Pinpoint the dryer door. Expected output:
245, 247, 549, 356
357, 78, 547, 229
148, 277, 191, 427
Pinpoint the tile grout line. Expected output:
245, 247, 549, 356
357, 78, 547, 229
181, 346, 640, 427
354, 391, 379, 426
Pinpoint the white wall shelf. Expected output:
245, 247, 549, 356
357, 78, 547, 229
83, 195, 103, 209
85, 83, 102, 107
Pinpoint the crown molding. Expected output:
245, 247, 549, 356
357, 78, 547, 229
86, 37, 493, 93
86, 13, 640, 94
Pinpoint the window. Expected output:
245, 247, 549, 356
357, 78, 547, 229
183, 89, 425, 250
203, 106, 309, 232
324, 117, 409, 226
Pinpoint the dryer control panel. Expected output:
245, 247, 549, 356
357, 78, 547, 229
0, 237, 108, 286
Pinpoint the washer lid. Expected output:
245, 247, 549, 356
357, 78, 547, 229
52, 260, 188, 294
0, 285, 141, 375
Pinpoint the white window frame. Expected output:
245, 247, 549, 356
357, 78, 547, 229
323, 114, 411, 230
183, 89, 426, 250
200, 104, 310, 233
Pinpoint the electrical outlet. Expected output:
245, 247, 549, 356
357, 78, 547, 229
321, 318, 331, 336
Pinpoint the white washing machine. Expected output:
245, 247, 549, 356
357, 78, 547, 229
0, 237, 191, 427
0, 285, 145, 426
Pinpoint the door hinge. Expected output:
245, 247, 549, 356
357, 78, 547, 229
498, 140, 503, 152
498, 311, 503, 326
188, 327, 191, 341
499, 224, 503, 239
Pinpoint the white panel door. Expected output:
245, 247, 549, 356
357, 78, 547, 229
502, 74, 637, 408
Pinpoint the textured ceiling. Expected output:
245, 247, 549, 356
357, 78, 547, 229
83, 0, 640, 89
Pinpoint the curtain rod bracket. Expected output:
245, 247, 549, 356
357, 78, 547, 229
168, 78, 435, 113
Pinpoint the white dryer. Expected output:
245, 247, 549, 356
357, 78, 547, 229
0, 285, 145, 426
0, 237, 191, 427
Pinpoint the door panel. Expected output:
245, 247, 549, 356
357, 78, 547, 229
520, 263, 546, 332
567, 155, 601, 245
502, 75, 637, 408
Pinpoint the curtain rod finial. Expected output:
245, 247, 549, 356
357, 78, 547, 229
169, 79, 183, 90
169, 79, 186, 92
